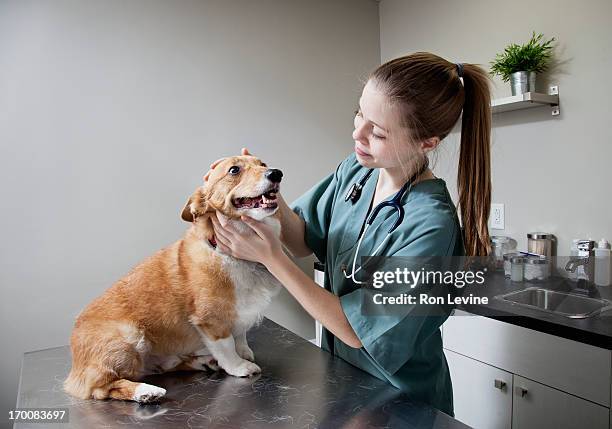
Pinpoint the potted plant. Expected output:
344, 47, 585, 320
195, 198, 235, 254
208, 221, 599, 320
490, 32, 556, 95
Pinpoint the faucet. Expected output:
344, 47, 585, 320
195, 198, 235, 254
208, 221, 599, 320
565, 257, 591, 273
565, 240, 596, 293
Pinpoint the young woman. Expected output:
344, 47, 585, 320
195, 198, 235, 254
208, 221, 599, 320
209, 52, 492, 416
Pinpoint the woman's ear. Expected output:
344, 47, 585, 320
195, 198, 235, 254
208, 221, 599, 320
181, 187, 208, 222
420, 136, 440, 153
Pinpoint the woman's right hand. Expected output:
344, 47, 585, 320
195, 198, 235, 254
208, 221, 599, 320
203, 147, 252, 182
202, 147, 312, 258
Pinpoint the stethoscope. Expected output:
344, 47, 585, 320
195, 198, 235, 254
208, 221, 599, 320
342, 161, 428, 284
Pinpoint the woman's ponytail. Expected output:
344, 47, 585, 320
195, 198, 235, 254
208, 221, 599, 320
369, 53, 493, 257
457, 64, 492, 257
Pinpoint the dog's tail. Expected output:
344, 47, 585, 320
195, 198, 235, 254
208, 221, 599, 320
64, 367, 166, 402
64, 363, 121, 400
63, 367, 88, 399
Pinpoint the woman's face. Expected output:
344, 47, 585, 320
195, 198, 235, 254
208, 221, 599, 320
353, 80, 424, 171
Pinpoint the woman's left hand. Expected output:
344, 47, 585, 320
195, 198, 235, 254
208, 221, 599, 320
211, 213, 284, 268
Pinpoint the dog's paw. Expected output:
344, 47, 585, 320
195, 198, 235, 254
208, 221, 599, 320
236, 345, 255, 361
196, 355, 220, 371
224, 360, 261, 377
133, 383, 166, 403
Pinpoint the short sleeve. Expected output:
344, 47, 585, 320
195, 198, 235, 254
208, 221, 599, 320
290, 161, 343, 263
340, 214, 459, 375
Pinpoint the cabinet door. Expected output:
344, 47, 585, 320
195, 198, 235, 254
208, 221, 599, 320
445, 349, 513, 429
512, 375, 609, 429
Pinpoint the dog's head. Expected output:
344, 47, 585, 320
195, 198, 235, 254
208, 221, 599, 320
181, 155, 282, 234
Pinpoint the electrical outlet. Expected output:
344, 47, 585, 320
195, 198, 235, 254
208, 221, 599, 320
491, 203, 505, 230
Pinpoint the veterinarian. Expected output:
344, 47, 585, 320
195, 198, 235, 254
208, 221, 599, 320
210, 52, 492, 416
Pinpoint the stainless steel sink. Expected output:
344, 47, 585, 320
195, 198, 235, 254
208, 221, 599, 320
496, 287, 612, 319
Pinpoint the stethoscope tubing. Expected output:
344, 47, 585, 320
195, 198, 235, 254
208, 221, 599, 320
342, 186, 406, 284
342, 163, 427, 284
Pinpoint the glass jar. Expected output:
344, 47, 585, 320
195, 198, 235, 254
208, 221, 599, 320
491, 236, 515, 271
503, 252, 521, 278
524, 256, 551, 282
510, 256, 525, 282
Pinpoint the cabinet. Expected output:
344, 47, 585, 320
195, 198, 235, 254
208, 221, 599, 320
447, 349, 609, 429
446, 349, 513, 429
312, 263, 325, 347
443, 311, 612, 429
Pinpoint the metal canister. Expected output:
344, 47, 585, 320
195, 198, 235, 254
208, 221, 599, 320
527, 232, 554, 275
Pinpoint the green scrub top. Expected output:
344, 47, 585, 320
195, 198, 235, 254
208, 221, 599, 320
291, 153, 464, 417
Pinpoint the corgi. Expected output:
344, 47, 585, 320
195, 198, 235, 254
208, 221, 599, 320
64, 155, 283, 403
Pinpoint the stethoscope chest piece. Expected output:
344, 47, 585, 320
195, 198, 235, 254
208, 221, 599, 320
345, 183, 363, 204
345, 168, 374, 204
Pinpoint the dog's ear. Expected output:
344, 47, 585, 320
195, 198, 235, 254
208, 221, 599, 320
181, 187, 208, 222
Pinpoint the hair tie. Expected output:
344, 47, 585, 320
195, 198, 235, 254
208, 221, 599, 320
456, 63, 464, 78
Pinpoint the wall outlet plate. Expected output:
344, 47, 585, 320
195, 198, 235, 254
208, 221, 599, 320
491, 203, 505, 230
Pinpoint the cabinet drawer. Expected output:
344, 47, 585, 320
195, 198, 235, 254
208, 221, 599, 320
445, 349, 512, 429
443, 310, 611, 407
512, 375, 609, 429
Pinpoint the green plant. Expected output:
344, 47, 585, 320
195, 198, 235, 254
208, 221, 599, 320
490, 32, 556, 82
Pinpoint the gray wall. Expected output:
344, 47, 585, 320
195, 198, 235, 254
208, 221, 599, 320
0, 0, 380, 420
380, 0, 612, 258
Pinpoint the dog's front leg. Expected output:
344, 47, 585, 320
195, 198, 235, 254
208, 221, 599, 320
233, 329, 255, 361
194, 327, 260, 377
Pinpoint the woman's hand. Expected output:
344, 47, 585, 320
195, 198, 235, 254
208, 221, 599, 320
211, 213, 285, 268
203, 148, 251, 182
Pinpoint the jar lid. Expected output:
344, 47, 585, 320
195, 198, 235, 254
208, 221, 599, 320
527, 232, 553, 239
491, 236, 510, 243
503, 252, 521, 260
525, 256, 548, 264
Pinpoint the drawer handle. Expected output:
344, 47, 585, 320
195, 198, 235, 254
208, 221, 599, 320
515, 387, 528, 397
494, 379, 507, 390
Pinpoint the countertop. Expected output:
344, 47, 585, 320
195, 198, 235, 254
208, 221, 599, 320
457, 271, 612, 350
15, 318, 469, 429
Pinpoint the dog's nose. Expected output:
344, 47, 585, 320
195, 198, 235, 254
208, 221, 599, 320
265, 169, 283, 183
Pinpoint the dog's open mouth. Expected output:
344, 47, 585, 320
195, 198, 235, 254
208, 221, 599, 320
232, 185, 279, 210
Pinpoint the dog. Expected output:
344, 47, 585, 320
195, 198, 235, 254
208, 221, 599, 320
64, 155, 283, 403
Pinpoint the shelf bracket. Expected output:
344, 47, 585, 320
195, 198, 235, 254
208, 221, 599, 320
549, 85, 560, 116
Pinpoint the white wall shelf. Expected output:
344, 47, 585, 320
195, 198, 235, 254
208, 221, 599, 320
491, 85, 560, 116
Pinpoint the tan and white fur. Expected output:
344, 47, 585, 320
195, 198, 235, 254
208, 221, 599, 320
64, 155, 283, 403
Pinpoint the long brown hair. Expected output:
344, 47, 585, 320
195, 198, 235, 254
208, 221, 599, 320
370, 52, 492, 257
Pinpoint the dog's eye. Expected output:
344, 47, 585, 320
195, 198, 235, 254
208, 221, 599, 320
228, 166, 240, 175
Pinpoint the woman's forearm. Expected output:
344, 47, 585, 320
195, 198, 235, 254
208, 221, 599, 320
266, 252, 362, 349
277, 195, 313, 258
